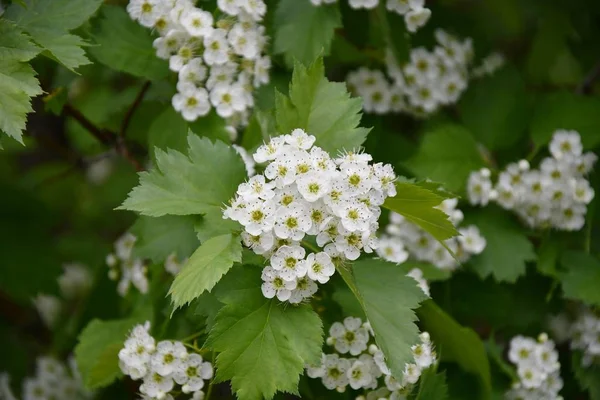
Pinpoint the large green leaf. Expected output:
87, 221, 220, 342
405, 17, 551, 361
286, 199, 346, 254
169, 234, 242, 310
275, 57, 370, 155
417, 300, 492, 399
383, 181, 459, 243
5, 0, 103, 71
403, 125, 485, 193
351, 258, 427, 380
416, 368, 449, 400
459, 67, 529, 150
573, 351, 600, 400
90, 5, 169, 80
274, 0, 341, 67
120, 135, 246, 217
530, 91, 600, 149
0, 20, 40, 62
206, 267, 323, 400
465, 208, 536, 282
559, 251, 600, 307
130, 215, 200, 263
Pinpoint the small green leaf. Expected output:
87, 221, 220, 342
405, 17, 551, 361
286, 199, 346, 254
120, 135, 246, 217
275, 57, 370, 155
169, 234, 242, 310
194, 211, 240, 243
89, 5, 169, 80
417, 300, 492, 399
416, 368, 449, 400
465, 208, 536, 282
559, 251, 600, 307
352, 258, 427, 379
206, 267, 323, 400
383, 181, 459, 243
403, 124, 485, 193
130, 215, 200, 263
273, 0, 341, 67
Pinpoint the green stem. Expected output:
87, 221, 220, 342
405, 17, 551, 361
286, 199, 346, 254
301, 240, 319, 253
180, 330, 205, 343
205, 352, 216, 400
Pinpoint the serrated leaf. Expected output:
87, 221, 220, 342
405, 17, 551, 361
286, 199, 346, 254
273, 0, 341, 67
0, 20, 40, 62
403, 124, 485, 193
383, 181, 459, 243
206, 267, 323, 400
169, 234, 242, 309
572, 351, 600, 400
275, 57, 370, 155
352, 258, 427, 379
130, 215, 200, 263
465, 208, 536, 282
417, 300, 492, 399
194, 211, 240, 242
89, 5, 170, 80
416, 368, 449, 400
120, 135, 246, 217
459, 66, 529, 150
75, 319, 139, 389
530, 91, 600, 149
559, 251, 600, 307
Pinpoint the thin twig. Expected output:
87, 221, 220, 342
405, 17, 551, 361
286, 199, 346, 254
120, 81, 151, 138
63, 104, 116, 146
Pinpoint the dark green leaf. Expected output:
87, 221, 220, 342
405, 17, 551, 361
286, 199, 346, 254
559, 251, 600, 306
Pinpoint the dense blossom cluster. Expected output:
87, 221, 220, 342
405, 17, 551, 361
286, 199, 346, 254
569, 307, 600, 367
127, 0, 270, 127
309, 0, 431, 33
468, 130, 597, 231
106, 233, 149, 297
306, 317, 436, 398
505, 333, 563, 400
377, 199, 486, 271
223, 129, 398, 303
347, 30, 477, 117
0, 357, 91, 400
119, 322, 213, 400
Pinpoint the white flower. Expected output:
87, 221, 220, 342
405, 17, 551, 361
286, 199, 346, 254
296, 173, 332, 202
269, 245, 307, 281
549, 130, 583, 160
405, 7, 431, 33
347, 360, 373, 389
58, 263, 92, 299
329, 317, 370, 355
140, 372, 175, 399
203, 29, 230, 65
304, 252, 335, 283
127, 0, 162, 27
401, 363, 421, 386
150, 341, 187, 377
172, 86, 210, 121
177, 59, 208, 92
407, 268, 430, 296
274, 202, 312, 240
285, 129, 317, 150
181, 9, 214, 37
173, 353, 213, 393
33, 294, 61, 328
508, 336, 537, 365
288, 275, 318, 303
209, 83, 247, 117
376, 236, 409, 264
458, 225, 486, 254
238, 199, 276, 236
321, 354, 350, 390
467, 169, 493, 206
261, 266, 297, 301
237, 175, 275, 200
386, 0, 411, 15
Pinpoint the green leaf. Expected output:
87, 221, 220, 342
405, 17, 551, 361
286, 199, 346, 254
241, 109, 277, 152
89, 5, 169, 80
275, 57, 370, 155
383, 181, 459, 243
416, 368, 449, 400
573, 351, 600, 400
559, 251, 600, 307
193, 292, 223, 331
459, 67, 529, 150
169, 234, 242, 310
403, 124, 485, 193
273, 0, 341, 67
206, 268, 323, 400
194, 211, 240, 243
130, 215, 200, 263
537, 234, 562, 277
417, 300, 492, 399
0, 59, 43, 143
465, 208, 536, 282
75, 319, 139, 389
530, 91, 600, 149
352, 258, 427, 379
120, 135, 246, 217
0, 20, 40, 62
6, 0, 104, 70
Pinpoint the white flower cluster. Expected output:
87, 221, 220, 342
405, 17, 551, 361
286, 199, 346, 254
468, 130, 597, 231
0, 357, 92, 400
223, 129, 398, 303
377, 199, 486, 271
310, 0, 431, 33
569, 307, 600, 368
347, 30, 476, 117
127, 0, 270, 126
505, 333, 563, 400
471, 52, 505, 78
106, 233, 149, 297
119, 322, 213, 400
306, 316, 436, 398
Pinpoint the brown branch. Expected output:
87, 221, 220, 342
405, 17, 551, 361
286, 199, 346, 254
120, 81, 151, 139
578, 61, 600, 95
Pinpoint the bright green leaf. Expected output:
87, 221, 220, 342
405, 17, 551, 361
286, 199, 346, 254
169, 234, 242, 310
416, 368, 449, 400
194, 211, 240, 243
273, 0, 341, 67
352, 258, 427, 379
403, 124, 485, 192
120, 135, 246, 217
206, 268, 323, 400
275, 57, 370, 155
0, 20, 40, 62
417, 300, 492, 399
466, 208, 536, 282
559, 251, 600, 307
